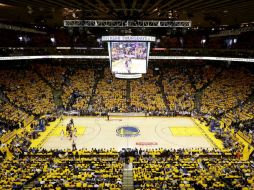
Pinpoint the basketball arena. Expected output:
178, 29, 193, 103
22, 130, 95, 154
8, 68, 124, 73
0, 0, 254, 189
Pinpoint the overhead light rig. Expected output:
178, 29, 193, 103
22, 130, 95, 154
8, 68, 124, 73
64, 20, 191, 28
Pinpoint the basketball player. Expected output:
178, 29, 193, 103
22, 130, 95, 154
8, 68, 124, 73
73, 127, 77, 138
60, 115, 63, 122
69, 130, 73, 140
125, 57, 131, 73
70, 118, 74, 127
60, 129, 64, 140
66, 124, 70, 136
72, 140, 77, 151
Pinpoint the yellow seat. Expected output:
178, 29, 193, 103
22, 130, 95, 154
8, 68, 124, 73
179, 184, 185, 188
76, 182, 82, 188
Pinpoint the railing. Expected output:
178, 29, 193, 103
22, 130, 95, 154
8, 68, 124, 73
1, 47, 253, 58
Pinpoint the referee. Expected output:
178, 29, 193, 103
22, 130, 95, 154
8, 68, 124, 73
107, 112, 110, 121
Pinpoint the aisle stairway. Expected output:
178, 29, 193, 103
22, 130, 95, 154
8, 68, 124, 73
0, 88, 33, 116
33, 68, 64, 109
194, 91, 202, 111
33, 68, 54, 89
223, 88, 254, 116
242, 146, 253, 161
23, 173, 43, 190
88, 68, 103, 110
196, 66, 224, 93
122, 163, 134, 190
57, 67, 75, 109
158, 72, 170, 111
126, 80, 131, 108
195, 67, 225, 113
53, 89, 63, 109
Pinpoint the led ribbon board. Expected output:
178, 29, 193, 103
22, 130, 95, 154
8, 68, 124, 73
1, 55, 254, 63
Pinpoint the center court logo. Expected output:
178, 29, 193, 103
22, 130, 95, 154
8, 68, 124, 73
116, 126, 140, 137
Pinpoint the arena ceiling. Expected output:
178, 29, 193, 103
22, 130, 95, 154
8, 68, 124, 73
0, 0, 254, 28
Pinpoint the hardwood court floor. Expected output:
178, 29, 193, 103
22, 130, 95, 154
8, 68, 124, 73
40, 116, 214, 151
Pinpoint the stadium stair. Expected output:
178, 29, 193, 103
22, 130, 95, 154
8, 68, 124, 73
122, 163, 134, 190
182, 67, 197, 91
33, 68, 55, 89
33, 67, 65, 109
23, 172, 43, 189
0, 88, 34, 116
242, 146, 253, 161
181, 67, 203, 111
196, 66, 224, 93
53, 89, 64, 109
55, 67, 75, 109
126, 80, 131, 108
223, 88, 254, 116
158, 72, 170, 111
23, 182, 34, 189
88, 67, 103, 110
194, 91, 202, 111
196, 67, 225, 113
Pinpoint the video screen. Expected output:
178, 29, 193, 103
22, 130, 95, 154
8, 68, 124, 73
110, 42, 148, 74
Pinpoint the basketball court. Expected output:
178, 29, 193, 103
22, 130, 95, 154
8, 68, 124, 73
37, 116, 215, 151
112, 59, 146, 74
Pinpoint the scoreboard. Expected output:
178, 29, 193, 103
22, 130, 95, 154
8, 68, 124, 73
102, 36, 155, 79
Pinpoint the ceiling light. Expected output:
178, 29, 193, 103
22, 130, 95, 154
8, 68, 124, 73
0, 3, 11, 7
153, 8, 158, 12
